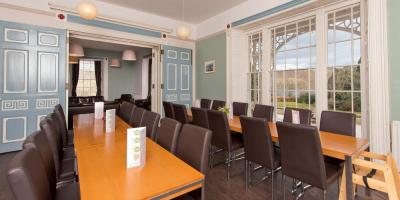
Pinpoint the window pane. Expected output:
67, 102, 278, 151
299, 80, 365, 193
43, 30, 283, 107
297, 91, 309, 109
354, 39, 361, 65
353, 65, 361, 91
286, 70, 296, 90
275, 71, 284, 90
336, 41, 352, 66
297, 69, 309, 90
335, 66, 352, 90
286, 90, 296, 108
298, 48, 310, 69
286, 24, 297, 50
310, 69, 315, 90
354, 92, 361, 113
286, 50, 297, 70
298, 26, 310, 48
276, 51, 285, 70
327, 68, 333, 90
335, 92, 352, 112
310, 47, 316, 67
328, 44, 335, 66
277, 90, 285, 108
328, 92, 334, 110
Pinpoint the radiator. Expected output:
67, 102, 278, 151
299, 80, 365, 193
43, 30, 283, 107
391, 120, 400, 171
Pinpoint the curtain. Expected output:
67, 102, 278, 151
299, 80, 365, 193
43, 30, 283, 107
94, 60, 102, 96
71, 63, 80, 97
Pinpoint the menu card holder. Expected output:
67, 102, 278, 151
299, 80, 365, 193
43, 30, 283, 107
105, 109, 116, 133
94, 102, 104, 119
292, 110, 300, 124
127, 127, 146, 168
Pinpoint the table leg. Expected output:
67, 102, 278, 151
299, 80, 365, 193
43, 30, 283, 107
345, 155, 354, 200
201, 183, 205, 200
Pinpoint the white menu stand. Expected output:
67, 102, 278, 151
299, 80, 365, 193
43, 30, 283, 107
94, 102, 104, 119
127, 127, 146, 168
105, 109, 116, 133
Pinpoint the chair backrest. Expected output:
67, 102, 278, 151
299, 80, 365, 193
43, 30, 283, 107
207, 110, 231, 151
53, 104, 68, 147
320, 111, 356, 137
191, 107, 209, 129
22, 131, 56, 195
200, 99, 212, 109
232, 102, 248, 116
140, 111, 161, 140
7, 147, 53, 200
118, 101, 135, 123
276, 122, 327, 189
172, 104, 189, 124
156, 118, 182, 154
175, 124, 212, 174
253, 104, 274, 122
211, 100, 226, 110
240, 116, 276, 169
120, 94, 133, 102
163, 101, 175, 119
39, 117, 62, 179
283, 107, 312, 125
130, 107, 146, 127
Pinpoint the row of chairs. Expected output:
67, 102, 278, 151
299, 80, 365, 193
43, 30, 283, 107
7, 105, 80, 200
118, 101, 161, 140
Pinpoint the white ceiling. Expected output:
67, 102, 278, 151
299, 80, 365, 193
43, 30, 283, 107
70, 38, 151, 52
98, 0, 247, 24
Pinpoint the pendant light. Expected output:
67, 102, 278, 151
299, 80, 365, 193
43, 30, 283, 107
122, 50, 137, 61
77, 2, 97, 20
69, 43, 84, 57
176, 0, 191, 40
110, 58, 120, 67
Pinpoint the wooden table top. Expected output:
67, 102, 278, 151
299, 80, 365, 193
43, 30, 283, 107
73, 113, 204, 200
187, 110, 369, 160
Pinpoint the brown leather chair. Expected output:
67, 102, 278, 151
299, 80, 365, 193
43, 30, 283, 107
140, 111, 160, 140
211, 100, 226, 110
40, 118, 76, 182
283, 107, 312, 125
320, 111, 356, 137
232, 102, 248, 116
240, 116, 281, 197
175, 124, 212, 200
200, 98, 212, 109
207, 110, 243, 179
118, 101, 135, 123
276, 122, 342, 200
129, 107, 146, 127
47, 113, 75, 160
54, 104, 74, 148
156, 118, 182, 154
191, 107, 209, 129
172, 104, 189, 124
253, 104, 274, 122
163, 101, 175, 119
7, 147, 80, 200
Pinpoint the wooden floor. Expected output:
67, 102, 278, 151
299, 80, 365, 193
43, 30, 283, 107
0, 151, 388, 200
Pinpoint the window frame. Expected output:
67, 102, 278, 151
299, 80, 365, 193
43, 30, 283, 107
76, 59, 97, 97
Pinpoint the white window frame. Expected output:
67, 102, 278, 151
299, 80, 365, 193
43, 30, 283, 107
248, 32, 263, 108
77, 59, 97, 97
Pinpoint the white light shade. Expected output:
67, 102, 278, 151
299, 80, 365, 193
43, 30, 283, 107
78, 2, 97, 20
69, 43, 84, 57
110, 58, 120, 67
176, 25, 191, 40
122, 50, 136, 61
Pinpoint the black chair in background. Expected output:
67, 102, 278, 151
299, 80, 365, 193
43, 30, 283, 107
118, 101, 135, 124
7, 147, 80, 200
207, 110, 243, 179
211, 100, 226, 110
283, 107, 312, 125
115, 94, 134, 103
163, 101, 175, 119
156, 118, 182, 154
191, 107, 209, 129
175, 124, 212, 200
320, 111, 356, 137
232, 102, 248, 116
253, 104, 274, 122
54, 104, 74, 148
240, 116, 281, 198
173, 104, 189, 124
200, 98, 212, 109
140, 111, 161, 140
276, 122, 342, 200
130, 107, 146, 127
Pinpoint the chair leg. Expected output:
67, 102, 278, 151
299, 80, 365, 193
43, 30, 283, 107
282, 174, 285, 200
323, 190, 327, 200
227, 151, 231, 180
245, 160, 249, 190
271, 170, 274, 200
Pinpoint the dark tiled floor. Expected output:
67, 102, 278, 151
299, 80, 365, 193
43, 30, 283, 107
0, 151, 388, 200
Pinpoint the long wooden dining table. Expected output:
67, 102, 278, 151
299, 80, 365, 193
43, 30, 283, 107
187, 110, 369, 200
73, 113, 204, 200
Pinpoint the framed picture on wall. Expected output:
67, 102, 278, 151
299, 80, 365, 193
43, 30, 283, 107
204, 60, 215, 73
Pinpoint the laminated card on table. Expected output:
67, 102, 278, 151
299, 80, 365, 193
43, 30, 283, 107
95, 102, 104, 119
106, 109, 116, 133
127, 127, 146, 168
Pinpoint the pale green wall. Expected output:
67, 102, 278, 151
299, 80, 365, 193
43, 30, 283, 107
388, 0, 400, 121
195, 32, 227, 100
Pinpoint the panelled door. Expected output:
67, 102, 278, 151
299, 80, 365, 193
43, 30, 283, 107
0, 21, 66, 153
162, 45, 192, 109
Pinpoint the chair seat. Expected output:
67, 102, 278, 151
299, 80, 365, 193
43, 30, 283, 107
63, 147, 76, 160
231, 132, 244, 150
325, 161, 343, 186
56, 182, 80, 200
59, 159, 75, 181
